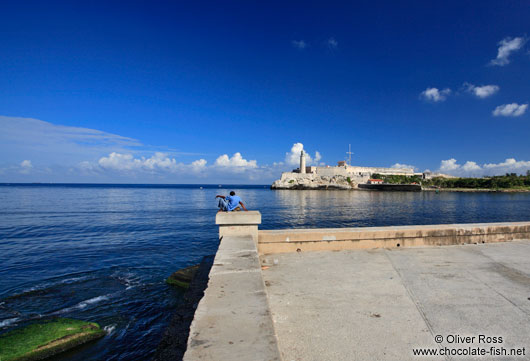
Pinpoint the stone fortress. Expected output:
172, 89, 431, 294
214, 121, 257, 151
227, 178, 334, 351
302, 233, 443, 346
271, 148, 448, 189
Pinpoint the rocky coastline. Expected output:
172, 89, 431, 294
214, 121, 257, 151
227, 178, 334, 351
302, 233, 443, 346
271, 174, 355, 190
152, 255, 215, 361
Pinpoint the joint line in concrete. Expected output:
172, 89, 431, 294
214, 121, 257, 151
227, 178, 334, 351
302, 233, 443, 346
459, 247, 530, 317
383, 249, 451, 361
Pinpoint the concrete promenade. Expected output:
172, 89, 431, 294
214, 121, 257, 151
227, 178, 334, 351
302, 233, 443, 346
183, 214, 530, 361
262, 242, 530, 361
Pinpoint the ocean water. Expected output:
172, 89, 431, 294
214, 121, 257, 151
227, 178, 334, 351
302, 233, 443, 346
1, 184, 530, 360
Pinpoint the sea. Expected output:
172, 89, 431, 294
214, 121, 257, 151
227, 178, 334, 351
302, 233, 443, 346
1, 184, 530, 360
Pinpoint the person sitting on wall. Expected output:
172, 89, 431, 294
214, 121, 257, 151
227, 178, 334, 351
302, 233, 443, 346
216, 191, 248, 212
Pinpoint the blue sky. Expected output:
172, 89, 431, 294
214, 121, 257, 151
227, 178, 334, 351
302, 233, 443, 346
1, 1, 529, 183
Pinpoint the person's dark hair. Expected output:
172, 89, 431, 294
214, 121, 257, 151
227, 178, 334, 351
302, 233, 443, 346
230, 191, 235, 196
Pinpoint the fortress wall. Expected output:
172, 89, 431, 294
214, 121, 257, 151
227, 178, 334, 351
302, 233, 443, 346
345, 166, 415, 175
312, 166, 415, 177
313, 167, 349, 177
279, 166, 415, 179
279, 172, 315, 180
273, 166, 416, 189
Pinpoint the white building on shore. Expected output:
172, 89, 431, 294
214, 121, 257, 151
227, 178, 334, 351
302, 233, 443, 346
271, 149, 457, 189
294, 151, 418, 178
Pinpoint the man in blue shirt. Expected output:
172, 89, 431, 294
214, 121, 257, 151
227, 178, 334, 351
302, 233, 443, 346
216, 191, 248, 212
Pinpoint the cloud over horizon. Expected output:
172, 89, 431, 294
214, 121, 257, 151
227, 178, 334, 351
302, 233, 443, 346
284, 143, 322, 167
2, 116, 529, 184
391, 163, 416, 171
20, 160, 33, 174
438, 158, 530, 176
97, 152, 182, 172
214, 153, 258, 172
0, 117, 321, 183
91, 151, 258, 176
0, 115, 143, 166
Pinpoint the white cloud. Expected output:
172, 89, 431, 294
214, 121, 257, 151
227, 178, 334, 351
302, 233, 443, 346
191, 159, 207, 172
83, 151, 257, 176
78, 160, 101, 174
292, 40, 307, 49
285, 143, 305, 165
1, 116, 140, 148
438, 158, 530, 176
327, 37, 338, 49
490, 36, 526, 66
464, 83, 499, 98
98, 152, 180, 172
284, 143, 322, 166
492, 103, 528, 117
314, 151, 322, 163
439, 158, 460, 172
391, 163, 416, 171
420, 87, 451, 102
483, 158, 530, 174
0, 115, 142, 166
74, 151, 263, 181
461, 161, 481, 172
0, 116, 274, 183
20, 160, 33, 174
214, 152, 257, 172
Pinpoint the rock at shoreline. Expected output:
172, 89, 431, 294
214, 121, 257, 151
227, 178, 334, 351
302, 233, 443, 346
0, 318, 105, 361
153, 255, 215, 361
271, 173, 355, 190
166, 265, 200, 289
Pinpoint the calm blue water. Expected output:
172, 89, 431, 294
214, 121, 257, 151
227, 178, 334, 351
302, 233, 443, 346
1, 184, 530, 360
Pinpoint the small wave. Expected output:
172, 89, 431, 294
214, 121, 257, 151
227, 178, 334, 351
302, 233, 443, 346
104, 324, 117, 335
53, 294, 111, 314
0, 317, 19, 328
8, 275, 97, 300
60, 275, 95, 285
112, 272, 140, 290
79, 295, 109, 308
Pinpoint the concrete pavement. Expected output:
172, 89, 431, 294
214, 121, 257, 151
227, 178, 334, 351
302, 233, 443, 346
261, 241, 530, 361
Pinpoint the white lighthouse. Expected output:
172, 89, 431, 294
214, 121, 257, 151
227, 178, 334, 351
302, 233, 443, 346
300, 150, 306, 174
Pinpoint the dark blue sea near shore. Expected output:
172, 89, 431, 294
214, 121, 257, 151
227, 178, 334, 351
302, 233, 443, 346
1, 184, 530, 360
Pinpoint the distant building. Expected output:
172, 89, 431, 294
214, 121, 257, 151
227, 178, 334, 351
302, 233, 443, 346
274, 150, 422, 189
293, 151, 416, 177
300, 150, 306, 174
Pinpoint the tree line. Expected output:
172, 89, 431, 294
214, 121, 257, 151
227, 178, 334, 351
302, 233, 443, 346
371, 172, 530, 189
371, 174, 422, 184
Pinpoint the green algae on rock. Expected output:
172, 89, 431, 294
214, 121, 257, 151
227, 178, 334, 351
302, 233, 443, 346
0, 318, 105, 361
166, 264, 200, 289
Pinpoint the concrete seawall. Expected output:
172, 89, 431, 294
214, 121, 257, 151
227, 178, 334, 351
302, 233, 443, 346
183, 212, 281, 361
259, 221, 530, 254
182, 214, 530, 360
